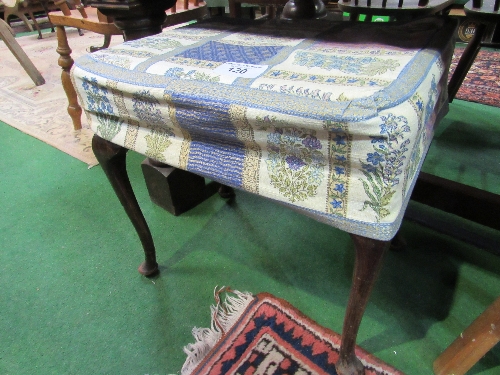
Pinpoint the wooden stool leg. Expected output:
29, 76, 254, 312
55, 25, 83, 130
218, 184, 235, 198
433, 296, 500, 375
92, 135, 159, 276
336, 234, 388, 375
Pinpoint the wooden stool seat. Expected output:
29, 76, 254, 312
70, 15, 458, 374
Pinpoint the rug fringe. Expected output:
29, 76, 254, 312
181, 287, 254, 375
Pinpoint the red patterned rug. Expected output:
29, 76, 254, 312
181, 289, 404, 375
450, 47, 500, 108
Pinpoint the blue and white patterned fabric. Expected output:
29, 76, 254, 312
72, 17, 456, 241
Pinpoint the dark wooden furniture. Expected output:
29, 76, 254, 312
3, 0, 56, 38
227, 0, 328, 19
448, 0, 500, 101
228, 0, 289, 19
433, 296, 500, 375
410, 0, 500, 253
338, 0, 455, 21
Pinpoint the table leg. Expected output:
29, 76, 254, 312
336, 234, 388, 375
92, 134, 159, 276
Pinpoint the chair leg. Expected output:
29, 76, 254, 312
448, 23, 487, 102
15, 13, 35, 32
55, 25, 83, 130
0, 19, 45, 86
38, 0, 55, 32
89, 34, 112, 52
27, 10, 43, 39
92, 134, 159, 276
433, 296, 500, 375
336, 234, 388, 375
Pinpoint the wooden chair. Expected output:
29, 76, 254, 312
48, 0, 208, 130
48, 0, 122, 131
0, 17, 44, 85
433, 296, 500, 375
448, 0, 500, 101
338, 0, 456, 21
2, 0, 55, 38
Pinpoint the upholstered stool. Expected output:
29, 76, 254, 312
71, 16, 457, 375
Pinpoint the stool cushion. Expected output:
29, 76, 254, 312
72, 17, 456, 240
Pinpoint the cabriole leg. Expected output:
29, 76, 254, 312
335, 234, 388, 375
92, 135, 159, 276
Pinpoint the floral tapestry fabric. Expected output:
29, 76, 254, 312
72, 17, 456, 240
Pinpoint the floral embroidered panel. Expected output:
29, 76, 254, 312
72, 17, 457, 240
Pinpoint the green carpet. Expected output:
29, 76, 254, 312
1, 99, 499, 375
423, 100, 500, 194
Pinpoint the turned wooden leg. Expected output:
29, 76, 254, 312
92, 135, 159, 276
336, 234, 388, 375
55, 25, 82, 130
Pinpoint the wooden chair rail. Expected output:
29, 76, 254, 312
49, 8, 122, 34
338, 0, 456, 19
434, 296, 500, 375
